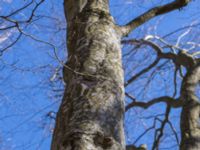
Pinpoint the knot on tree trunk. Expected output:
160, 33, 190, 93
94, 132, 114, 149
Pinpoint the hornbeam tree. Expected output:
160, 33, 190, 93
50, 0, 198, 150
1, 0, 199, 149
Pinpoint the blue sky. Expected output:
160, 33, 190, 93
0, 0, 200, 149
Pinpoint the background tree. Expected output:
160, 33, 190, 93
0, 0, 200, 150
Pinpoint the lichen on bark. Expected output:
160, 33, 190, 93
51, 0, 125, 149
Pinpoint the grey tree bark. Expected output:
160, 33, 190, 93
50, 0, 196, 150
180, 62, 200, 150
51, 0, 125, 149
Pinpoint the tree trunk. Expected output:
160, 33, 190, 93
51, 0, 125, 149
180, 63, 200, 150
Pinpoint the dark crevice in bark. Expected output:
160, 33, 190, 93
51, 0, 125, 150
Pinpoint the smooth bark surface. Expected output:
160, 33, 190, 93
51, 0, 125, 149
180, 63, 200, 150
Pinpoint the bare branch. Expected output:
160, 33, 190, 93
0, 32, 22, 55
123, 39, 161, 86
5, 0, 34, 18
26, 0, 45, 23
127, 115, 165, 149
120, 0, 192, 36
0, 25, 17, 30
173, 66, 178, 97
0, 0, 45, 28
163, 22, 200, 38
125, 57, 160, 87
123, 39, 197, 71
0, 0, 45, 56
167, 120, 180, 145
125, 96, 182, 111
125, 92, 136, 101
152, 105, 171, 150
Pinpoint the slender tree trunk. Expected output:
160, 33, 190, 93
180, 63, 200, 150
51, 0, 125, 149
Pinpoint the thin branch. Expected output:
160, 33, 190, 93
152, 105, 171, 150
120, 0, 192, 36
125, 92, 136, 101
122, 38, 162, 54
123, 39, 197, 70
128, 115, 163, 149
144, 35, 184, 52
0, 0, 45, 55
0, 0, 45, 24
173, 66, 178, 97
125, 96, 182, 111
163, 22, 200, 38
15, 27, 104, 81
167, 120, 180, 145
125, 58, 160, 87
134, 126, 154, 144
26, 0, 45, 23
0, 25, 17, 30
0, 32, 22, 55
5, 0, 34, 18
6, 100, 59, 135
123, 39, 162, 87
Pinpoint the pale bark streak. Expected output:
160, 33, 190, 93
51, 0, 125, 149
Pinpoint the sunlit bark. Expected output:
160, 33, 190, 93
51, 0, 125, 149
180, 62, 200, 150
50, 0, 195, 150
